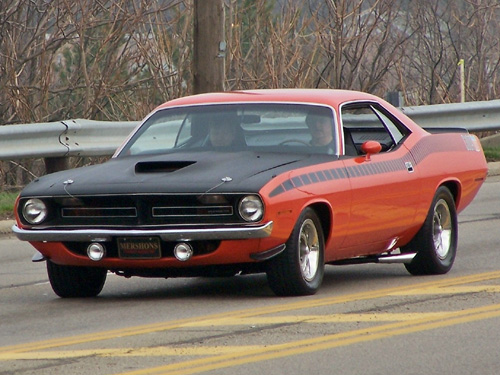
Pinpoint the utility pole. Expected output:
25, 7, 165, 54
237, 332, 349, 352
192, 0, 225, 94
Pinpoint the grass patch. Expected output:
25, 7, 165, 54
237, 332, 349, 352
0, 191, 18, 220
483, 147, 500, 162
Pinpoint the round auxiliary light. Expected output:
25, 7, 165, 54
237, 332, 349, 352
22, 198, 48, 225
87, 243, 106, 261
174, 242, 193, 262
238, 195, 264, 222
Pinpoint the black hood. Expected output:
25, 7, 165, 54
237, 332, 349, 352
21, 151, 330, 197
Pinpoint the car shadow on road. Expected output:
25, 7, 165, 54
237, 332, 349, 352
74, 264, 414, 301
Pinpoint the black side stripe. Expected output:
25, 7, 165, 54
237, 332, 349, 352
268, 136, 466, 198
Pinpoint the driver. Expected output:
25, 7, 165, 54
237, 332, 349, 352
207, 112, 244, 148
306, 113, 335, 153
208, 122, 237, 147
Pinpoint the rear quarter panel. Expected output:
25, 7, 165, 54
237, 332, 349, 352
408, 132, 487, 220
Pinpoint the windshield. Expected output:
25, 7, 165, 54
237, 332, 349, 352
118, 103, 337, 157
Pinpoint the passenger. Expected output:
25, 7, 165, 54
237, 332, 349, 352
306, 113, 335, 154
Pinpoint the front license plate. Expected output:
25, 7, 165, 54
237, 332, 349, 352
117, 237, 161, 259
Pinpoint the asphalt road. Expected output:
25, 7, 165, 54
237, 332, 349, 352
1, 176, 500, 375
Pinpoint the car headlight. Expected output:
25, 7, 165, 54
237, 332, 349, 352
22, 198, 48, 224
238, 195, 264, 222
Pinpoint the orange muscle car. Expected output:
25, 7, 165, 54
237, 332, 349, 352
13, 89, 488, 297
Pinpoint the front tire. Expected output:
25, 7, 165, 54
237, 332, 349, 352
47, 261, 107, 298
266, 208, 325, 296
403, 186, 458, 275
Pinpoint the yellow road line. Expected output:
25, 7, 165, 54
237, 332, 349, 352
390, 285, 500, 295
3, 307, 499, 364
1, 271, 500, 355
0, 346, 264, 360
181, 312, 449, 326
0, 311, 463, 361
114, 303, 500, 375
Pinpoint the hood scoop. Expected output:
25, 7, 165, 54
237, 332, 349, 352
135, 161, 195, 174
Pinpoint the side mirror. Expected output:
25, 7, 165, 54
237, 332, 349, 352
361, 141, 382, 161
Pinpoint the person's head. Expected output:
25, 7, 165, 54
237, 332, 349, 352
208, 114, 238, 147
306, 113, 333, 146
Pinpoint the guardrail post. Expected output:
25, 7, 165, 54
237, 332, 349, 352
386, 91, 404, 107
44, 157, 69, 174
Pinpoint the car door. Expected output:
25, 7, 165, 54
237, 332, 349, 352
338, 102, 422, 256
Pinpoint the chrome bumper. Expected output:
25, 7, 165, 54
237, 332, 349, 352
12, 221, 273, 242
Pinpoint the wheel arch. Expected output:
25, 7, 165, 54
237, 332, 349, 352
308, 201, 332, 242
439, 179, 461, 206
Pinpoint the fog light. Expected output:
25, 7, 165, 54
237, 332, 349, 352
174, 242, 193, 262
87, 243, 106, 261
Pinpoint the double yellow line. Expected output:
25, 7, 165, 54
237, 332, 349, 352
115, 303, 500, 375
2, 271, 500, 374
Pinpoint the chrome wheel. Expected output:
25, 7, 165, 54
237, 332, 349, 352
299, 219, 320, 281
403, 186, 457, 276
266, 207, 325, 296
433, 198, 452, 259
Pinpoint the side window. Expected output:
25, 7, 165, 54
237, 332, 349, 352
341, 103, 409, 156
371, 106, 406, 144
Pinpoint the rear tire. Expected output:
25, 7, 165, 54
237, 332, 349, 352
266, 208, 325, 296
403, 186, 458, 275
47, 261, 107, 298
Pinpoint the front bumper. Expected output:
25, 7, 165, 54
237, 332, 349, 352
12, 221, 274, 242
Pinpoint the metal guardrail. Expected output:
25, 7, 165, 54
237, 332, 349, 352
400, 99, 500, 132
1, 100, 500, 160
0, 119, 139, 160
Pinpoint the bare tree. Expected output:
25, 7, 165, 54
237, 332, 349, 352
0, 0, 192, 186
0, 0, 191, 126
306, 0, 413, 97
226, 0, 320, 89
398, 0, 500, 104
457, 0, 500, 101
